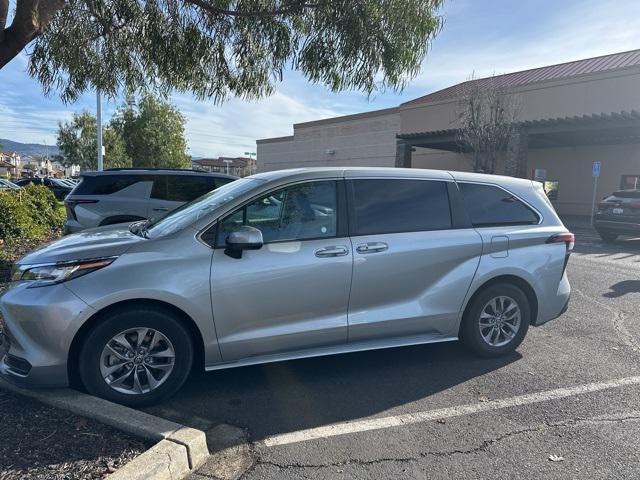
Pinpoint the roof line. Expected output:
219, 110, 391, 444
403, 48, 640, 106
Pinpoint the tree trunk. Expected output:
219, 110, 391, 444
0, 0, 65, 69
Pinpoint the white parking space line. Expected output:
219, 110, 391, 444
261, 375, 640, 447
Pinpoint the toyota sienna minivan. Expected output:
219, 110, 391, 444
0, 168, 572, 406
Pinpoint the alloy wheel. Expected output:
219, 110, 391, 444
478, 296, 522, 347
99, 327, 176, 395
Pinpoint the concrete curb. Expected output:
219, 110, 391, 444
0, 378, 209, 479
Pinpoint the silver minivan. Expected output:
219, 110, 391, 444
0, 168, 572, 406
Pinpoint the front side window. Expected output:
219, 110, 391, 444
73, 175, 152, 195
349, 179, 452, 236
458, 182, 539, 227
217, 181, 338, 245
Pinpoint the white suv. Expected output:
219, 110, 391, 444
64, 169, 236, 233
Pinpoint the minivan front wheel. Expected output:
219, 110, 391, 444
460, 283, 530, 357
78, 307, 193, 407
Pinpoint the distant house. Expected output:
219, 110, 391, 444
192, 157, 257, 177
0, 151, 21, 178
18, 155, 80, 178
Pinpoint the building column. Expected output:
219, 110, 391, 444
395, 140, 412, 168
505, 131, 529, 178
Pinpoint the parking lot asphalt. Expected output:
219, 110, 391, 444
143, 227, 640, 479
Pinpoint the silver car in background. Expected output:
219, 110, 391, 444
0, 167, 572, 406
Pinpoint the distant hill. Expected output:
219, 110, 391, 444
0, 139, 59, 157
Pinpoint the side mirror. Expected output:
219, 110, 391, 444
225, 226, 264, 259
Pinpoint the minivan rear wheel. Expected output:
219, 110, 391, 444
78, 307, 193, 407
460, 283, 530, 357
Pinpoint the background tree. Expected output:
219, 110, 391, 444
456, 76, 521, 174
112, 96, 191, 169
1, 0, 443, 102
56, 111, 131, 170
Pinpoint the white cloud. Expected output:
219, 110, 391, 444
174, 91, 342, 158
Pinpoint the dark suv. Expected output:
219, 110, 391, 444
594, 189, 640, 242
14, 177, 74, 200
64, 169, 237, 233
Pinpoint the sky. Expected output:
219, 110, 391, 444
1, 0, 640, 158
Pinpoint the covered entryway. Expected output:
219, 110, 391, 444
395, 111, 640, 215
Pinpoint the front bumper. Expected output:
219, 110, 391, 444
0, 282, 94, 387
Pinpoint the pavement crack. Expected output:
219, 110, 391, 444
574, 287, 640, 353
248, 414, 640, 472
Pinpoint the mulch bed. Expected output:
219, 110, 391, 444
0, 389, 150, 480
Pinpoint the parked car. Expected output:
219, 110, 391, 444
0, 179, 20, 191
63, 168, 237, 233
0, 168, 573, 406
14, 177, 73, 200
594, 189, 640, 242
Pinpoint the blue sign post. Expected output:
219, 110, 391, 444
591, 161, 601, 226
592, 161, 601, 178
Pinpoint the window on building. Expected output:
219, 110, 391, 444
349, 179, 451, 236
621, 175, 640, 190
458, 182, 539, 227
217, 181, 338, 245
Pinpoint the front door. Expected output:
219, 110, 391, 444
346, 178, 482, 343
210, 179, 352, 361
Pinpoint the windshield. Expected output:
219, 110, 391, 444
144, 178, 262, 238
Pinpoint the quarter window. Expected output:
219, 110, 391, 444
349, 179, 452, 236
458, 183, 539, 227
217, 181, 338, 245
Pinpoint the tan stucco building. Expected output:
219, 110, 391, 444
257, 49, 640, 215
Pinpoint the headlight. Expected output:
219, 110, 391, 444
11, 257, 117, 288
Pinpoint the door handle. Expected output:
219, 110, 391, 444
356, 242, 388, 254
315, 246, 349, 258
153, 207, 169, 212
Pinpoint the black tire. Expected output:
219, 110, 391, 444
598, 230, 618, 243
78, 306, 193, 407
460, 283, 530, 357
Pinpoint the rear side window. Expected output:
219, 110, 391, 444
73, 175, 151, 195
152, 175, 218, 202
349, 179, 451, 236
458, 183, 539, 227
608, 190, 640, 200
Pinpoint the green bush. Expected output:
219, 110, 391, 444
0, 185, 65, 263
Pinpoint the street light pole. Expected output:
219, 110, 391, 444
223, 159, 233, 175
96, 90, 104, 171
244, 151, 256, 174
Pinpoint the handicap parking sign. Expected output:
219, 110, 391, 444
592, 161, 601, 177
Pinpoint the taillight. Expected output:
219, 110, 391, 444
629, 201, 640, 209
64, 199, 98, 221
547, 232, 575, 252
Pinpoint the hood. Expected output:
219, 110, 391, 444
18, 224, 145, 265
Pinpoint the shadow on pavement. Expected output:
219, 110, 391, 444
604, 280, 640, 298
144, 341, 520, 441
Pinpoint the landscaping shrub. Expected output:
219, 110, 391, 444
0, 185, 65, 265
